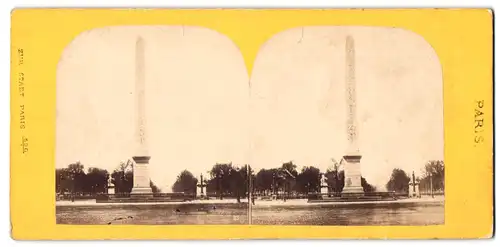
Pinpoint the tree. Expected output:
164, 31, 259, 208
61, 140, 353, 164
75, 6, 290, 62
296, 166, 321, 193
325, 164, 344, 193
281, 161, 299, 178
361, 177, 376, 192
255, 169, 274, 194
420, 160, 445, 193
229, 166, 244, 202
206, 177, 219, 195
56, 162, 107, 195
55, 160, 161, 196
56, 168, 72, 193
110, 160, 134, 193
62, 161, 87, 194
270, 168, 282, 194
237, 165, 254, 199
85, 167, 108, 193
209, 163, 234, 199
111, 170, 133, 193
278, 162, 298, 197
172, 170, 198, 194
386, 168, 411, 193
150, 180, 161, 193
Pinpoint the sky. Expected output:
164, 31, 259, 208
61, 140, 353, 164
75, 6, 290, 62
56, 26, 443, 192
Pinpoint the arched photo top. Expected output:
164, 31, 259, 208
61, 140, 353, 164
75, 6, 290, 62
251, 26, 442, 80
57, 25, 247, 74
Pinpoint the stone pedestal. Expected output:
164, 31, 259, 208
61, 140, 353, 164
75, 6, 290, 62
320, 186, 328, 194
131, 156, 153, 197
408, 182, 421, 198
107, 186, 115, 195
342, 154, 364, 196
320, 173, 328, 195
197, 186, 205, 198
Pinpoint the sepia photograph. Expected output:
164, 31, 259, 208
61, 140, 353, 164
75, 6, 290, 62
248, 26, 444, 225
55, 26, 444, 226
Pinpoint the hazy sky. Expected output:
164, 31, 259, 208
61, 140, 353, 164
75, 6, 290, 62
56, 26, 443, 192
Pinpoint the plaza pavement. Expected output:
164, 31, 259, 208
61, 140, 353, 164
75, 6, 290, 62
56, 195, 444, 207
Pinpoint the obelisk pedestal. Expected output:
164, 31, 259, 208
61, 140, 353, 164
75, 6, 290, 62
130, 36, 153, 198
341, 35, 365, 197
131, 156, 153, 197
342, 153, 364, 196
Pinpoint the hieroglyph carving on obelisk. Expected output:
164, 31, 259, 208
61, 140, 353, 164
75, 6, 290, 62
342, 35, 364, 194
131, 36, 153, 196
136, 36, 147, 155
346, 36, 359, 154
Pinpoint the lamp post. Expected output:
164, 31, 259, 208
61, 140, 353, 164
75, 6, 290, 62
71, 173, 75, 202
218, 173, 221, 200
318, 173, 322, 193
272, 172, 276, 196
218, 170, 224, 200
104, 174, 108, 194
57, 173, 63, 195
247, 164, 253, 224
430, 171, 434, 198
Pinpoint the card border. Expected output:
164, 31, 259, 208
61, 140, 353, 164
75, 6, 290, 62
10, 8, 493, 239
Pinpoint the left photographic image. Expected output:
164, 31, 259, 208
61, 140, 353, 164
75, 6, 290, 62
55, 26, 251, 225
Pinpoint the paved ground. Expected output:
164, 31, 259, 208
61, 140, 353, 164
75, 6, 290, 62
56, 196, 444, 225
252, 199, 444, 225
56, 196, 444, 207
56, 198, 250, 206
56, 202, 249, 225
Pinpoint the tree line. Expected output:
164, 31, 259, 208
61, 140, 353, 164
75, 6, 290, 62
56, 161, 161, 195
173, 160, 445, 197
385, 160, 445, 194
172, 161, 375, 198
56, 160, 444, 197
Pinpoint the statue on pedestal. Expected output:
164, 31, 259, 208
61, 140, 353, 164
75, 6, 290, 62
320, 173, 329, 195
197, 174, 208, 199
107, 174, 115, 195
408, 171, 421, 198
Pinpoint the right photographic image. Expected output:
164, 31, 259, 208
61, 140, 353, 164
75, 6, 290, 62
248, 26, 445, 226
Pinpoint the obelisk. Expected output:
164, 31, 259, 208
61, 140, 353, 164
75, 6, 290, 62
341, 35, 364, 196
131, 36, 153, 197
